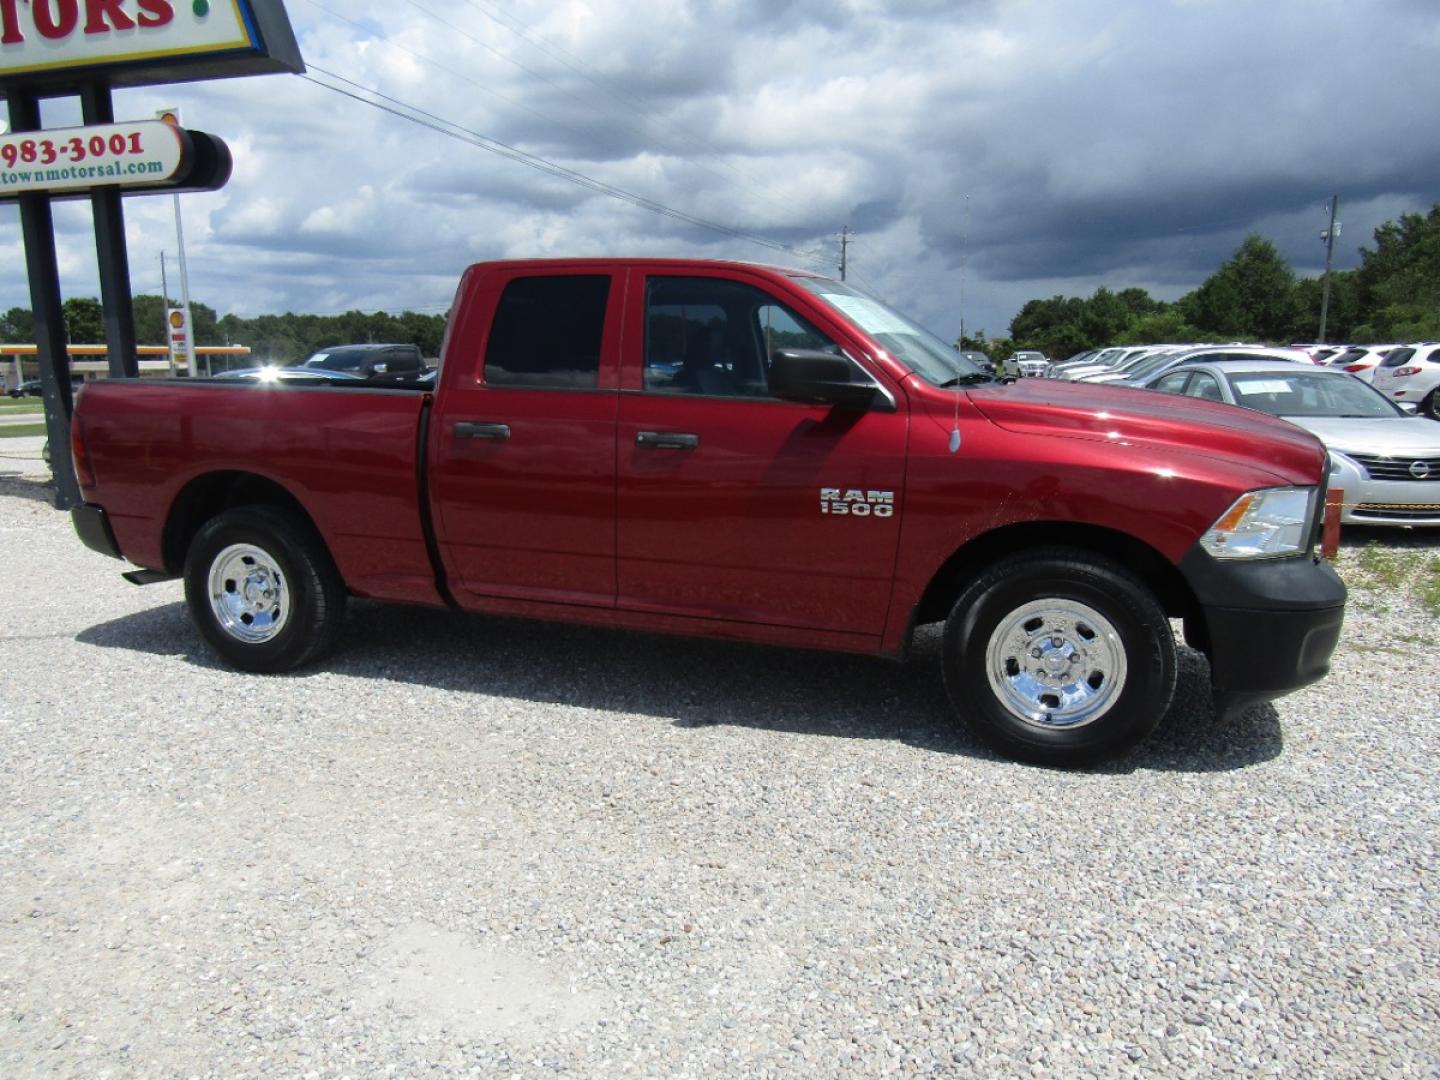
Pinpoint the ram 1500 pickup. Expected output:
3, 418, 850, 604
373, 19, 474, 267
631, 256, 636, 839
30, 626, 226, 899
69, 259, 1346, 764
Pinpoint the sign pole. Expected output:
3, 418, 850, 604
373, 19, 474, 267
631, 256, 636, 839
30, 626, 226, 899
7, 89, 80, 510
80, 82, 139, 379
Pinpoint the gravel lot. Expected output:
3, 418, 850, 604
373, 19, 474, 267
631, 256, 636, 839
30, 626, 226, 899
2, 436, 1438, 1078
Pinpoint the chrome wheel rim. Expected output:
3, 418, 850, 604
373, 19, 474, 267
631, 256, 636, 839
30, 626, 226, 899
985, 599, 1126, 729
207, 543, 289, 644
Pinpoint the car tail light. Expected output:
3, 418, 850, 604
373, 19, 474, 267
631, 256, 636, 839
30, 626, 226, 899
71, 416, 96, 488
1393, 366, 1422, 377
1344, 363, 1372, 372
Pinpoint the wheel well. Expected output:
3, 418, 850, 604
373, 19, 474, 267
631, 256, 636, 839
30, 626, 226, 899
912, 522, 1201, 632
162, 472, 321, 575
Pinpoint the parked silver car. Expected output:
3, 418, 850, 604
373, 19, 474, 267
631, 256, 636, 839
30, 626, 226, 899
1143, 360, 1440, 527
1369, 342, 1440, 419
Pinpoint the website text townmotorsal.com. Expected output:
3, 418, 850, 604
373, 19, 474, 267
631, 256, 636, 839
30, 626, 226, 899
0, 160, 169, 186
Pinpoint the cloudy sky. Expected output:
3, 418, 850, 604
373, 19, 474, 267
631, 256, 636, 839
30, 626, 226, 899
3, 0, 1438, 343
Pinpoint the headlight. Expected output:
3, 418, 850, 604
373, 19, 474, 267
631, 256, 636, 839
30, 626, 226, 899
1200, 487, 1317, 559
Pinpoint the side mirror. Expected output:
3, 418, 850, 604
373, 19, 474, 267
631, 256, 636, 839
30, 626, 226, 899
768, 349, 890, 411
370, 362, 389, 375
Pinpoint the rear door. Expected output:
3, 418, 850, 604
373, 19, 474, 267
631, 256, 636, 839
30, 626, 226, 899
428, 267, 622, 609
614, 269, 907, 639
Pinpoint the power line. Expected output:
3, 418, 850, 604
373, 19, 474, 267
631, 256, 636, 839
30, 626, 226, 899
315, 0, 821, 241
449, 0, 821, 228
300, 65, 832, 267
300, 0, 625, 152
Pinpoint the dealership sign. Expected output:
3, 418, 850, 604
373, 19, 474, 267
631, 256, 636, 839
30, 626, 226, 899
1, 119, 184, 193
0, 0, 303, 91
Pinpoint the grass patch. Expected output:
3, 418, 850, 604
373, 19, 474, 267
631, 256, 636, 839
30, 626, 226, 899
1342, 542, 1440, 618
1356, 541, 1408, 588
0, 423, 48, 438
0, 399, 45, 414
1422, 558, 1440, 618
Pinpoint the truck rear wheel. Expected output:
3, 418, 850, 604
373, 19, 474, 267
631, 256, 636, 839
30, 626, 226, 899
183, 506, 346, 673
942, 548, 1176, 766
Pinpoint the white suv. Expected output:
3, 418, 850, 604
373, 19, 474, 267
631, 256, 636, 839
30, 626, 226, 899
1004, 350, 1051, 377
1370, 343, 1440, 419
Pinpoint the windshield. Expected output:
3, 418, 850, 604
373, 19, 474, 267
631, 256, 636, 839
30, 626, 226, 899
1227, 372, 1402, 418
794, 278, 986, 385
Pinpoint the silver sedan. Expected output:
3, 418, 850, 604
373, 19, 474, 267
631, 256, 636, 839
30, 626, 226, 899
1142, 360, 1440, 527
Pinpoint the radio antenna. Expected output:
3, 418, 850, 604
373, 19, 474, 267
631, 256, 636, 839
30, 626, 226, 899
950, 194, 970, 454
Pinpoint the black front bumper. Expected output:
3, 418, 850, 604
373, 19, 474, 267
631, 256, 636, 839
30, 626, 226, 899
1179, 547, 1346, 719
72, 504, 123, 560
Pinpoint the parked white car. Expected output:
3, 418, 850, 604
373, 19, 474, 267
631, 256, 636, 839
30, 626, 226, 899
1103, 345, 1312, 387
1369, 343, 1440, 420
1047, 345, 1127, 379
1325, 344, 1400, 382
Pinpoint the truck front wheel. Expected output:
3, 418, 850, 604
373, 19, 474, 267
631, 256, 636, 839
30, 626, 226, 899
942, 548, 1177, 766
183, 506, 346, 673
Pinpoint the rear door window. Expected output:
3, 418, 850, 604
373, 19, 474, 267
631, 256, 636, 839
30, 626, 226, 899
485, 275, 610, 388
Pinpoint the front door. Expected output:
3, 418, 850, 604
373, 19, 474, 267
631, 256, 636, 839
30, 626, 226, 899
616, 271, 907, 639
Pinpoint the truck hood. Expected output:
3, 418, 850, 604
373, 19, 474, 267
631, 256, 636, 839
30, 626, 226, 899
964, 379, 1326, 485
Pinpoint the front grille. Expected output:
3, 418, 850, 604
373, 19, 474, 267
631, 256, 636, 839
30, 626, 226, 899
1346, 453, 1440, 482
1351, 504, 1440, 522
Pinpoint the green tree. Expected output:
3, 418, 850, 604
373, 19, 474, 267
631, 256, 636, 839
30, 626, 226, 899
62, 297, 104, 344
1073, 287, 1133, 351
1182, 235, 1299, 341
1353, 206, 1440, 340
1, 306, 34, 342
1291, 271, 1361, 343
1009, 295, 1085, 357
1116, 308, 1208, 345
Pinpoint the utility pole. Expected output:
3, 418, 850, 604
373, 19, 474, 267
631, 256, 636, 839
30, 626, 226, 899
160, 252, 176, 377
839, 225, 850, 281
1318, 195, 1340, 344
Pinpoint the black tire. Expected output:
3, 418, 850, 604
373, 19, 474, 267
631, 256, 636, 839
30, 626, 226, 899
1422, 388, 1440, 421
942, 547, 1177, 766
183, 505, 346, 673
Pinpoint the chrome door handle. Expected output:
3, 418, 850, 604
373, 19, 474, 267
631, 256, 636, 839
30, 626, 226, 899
636, 431, 700, 450
455, 422, 511, 441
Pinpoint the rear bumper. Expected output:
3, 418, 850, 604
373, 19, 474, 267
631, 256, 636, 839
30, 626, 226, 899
72, 504, 123, 560
1179, 548, 1346, 719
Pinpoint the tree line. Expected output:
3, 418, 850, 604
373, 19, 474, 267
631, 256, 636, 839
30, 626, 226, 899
3, 203, 1435, 367
0, 298, 448, 364
969, 203, 1440, 363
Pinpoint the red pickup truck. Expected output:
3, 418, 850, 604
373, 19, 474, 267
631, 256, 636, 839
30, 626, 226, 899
69, 258, 1345, 765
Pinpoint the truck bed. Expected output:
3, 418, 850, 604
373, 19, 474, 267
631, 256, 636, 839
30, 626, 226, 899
76, 379, 443, 606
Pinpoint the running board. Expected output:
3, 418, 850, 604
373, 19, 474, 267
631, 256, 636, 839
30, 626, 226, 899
123, 569, 179, 586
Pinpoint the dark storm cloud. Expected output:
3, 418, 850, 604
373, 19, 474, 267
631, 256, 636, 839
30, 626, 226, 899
897, 0, 1440, 313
